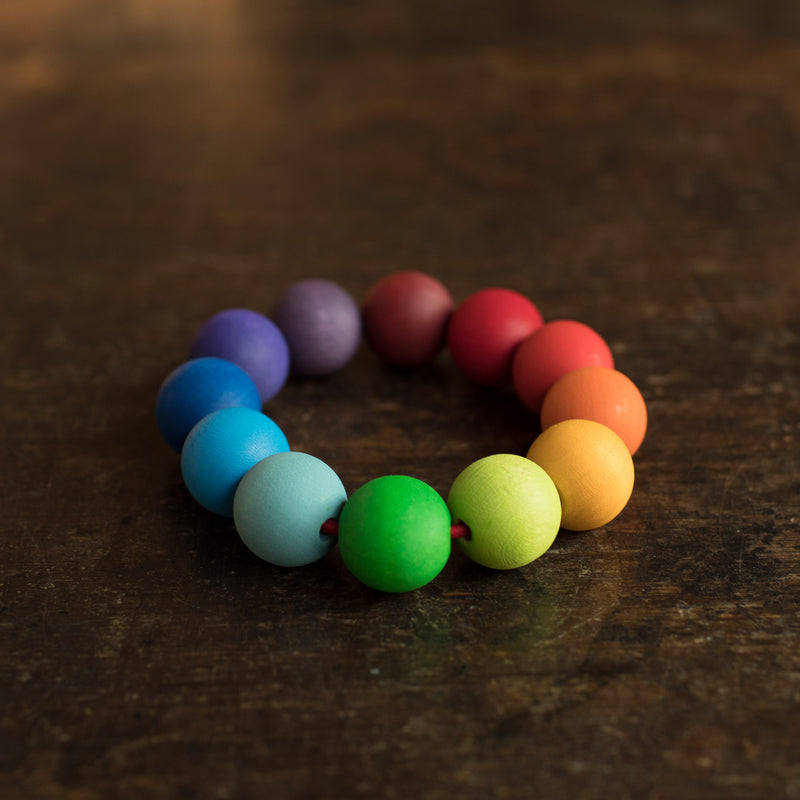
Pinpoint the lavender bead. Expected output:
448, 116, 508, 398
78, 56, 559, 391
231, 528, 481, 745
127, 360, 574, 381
190, 309, 290, 402
271, 279, 362, 377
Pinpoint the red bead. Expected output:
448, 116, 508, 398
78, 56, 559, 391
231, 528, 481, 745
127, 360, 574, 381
512, 320, 614, 413
447, 288, 543, 386
362, 271, 454, 367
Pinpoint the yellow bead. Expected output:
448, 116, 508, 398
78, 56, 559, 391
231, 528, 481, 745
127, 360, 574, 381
447, 454, 561, 570
526, 419, 634, 532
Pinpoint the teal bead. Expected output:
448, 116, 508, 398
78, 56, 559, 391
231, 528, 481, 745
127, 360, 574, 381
338, 475, 451, 593
233, 452, 346, 567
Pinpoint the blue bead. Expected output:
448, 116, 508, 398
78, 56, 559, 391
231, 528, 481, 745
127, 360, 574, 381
181, 407, 290, 516
233, 452, 346, 567
156, 358, 262, 452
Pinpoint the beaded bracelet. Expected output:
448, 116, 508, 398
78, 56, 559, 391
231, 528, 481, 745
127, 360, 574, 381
156, 271, 647, 593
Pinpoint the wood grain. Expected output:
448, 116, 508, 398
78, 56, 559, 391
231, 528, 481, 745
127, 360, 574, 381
2, 2, 799, 798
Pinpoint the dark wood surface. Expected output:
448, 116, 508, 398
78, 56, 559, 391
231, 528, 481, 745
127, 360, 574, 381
3, 2, 799, 798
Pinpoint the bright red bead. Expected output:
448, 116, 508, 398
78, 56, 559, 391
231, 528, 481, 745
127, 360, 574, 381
447, 288, 543, 386
512, 320, 614, 413
362, 271, 454, 367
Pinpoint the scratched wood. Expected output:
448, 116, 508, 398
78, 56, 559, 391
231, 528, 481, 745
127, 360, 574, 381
2, 2, 799, 798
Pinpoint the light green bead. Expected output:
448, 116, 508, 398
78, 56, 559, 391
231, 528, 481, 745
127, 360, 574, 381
338, 475, 451, 593
448, 453, 561, 570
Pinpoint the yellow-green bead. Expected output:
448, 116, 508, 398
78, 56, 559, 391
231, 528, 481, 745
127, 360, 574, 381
447, 453, 561, 570
338, 475, 451, 593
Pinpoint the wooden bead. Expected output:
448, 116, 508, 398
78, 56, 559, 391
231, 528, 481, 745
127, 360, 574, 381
526, 419, 634, 531
190, 308, 290, 403
180, 407, 290, 517
337, 475, 451, 593
362, 271, 454, 367
512, 319, 614, 413
271, 279, 361, 377
233, 452, 346, 567
156, 357, 261, 452
448, 454, 561, 569
540, 366, 647, 455
447, 288, 543, 386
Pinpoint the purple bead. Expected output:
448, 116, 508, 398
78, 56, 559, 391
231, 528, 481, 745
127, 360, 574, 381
272, 279, 362, 377
190, 309, 290, 403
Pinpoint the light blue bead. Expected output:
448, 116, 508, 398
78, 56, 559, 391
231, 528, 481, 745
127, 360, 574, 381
156, 357, 262, 452
233, 452, 346, 567
181, 407, 289, 516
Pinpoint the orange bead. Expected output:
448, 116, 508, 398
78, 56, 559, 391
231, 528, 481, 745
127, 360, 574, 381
540, 366, 647, 456
526, 419, 634, 532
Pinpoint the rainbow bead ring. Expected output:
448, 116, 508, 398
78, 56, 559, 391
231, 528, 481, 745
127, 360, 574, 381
157, 272, 647, 593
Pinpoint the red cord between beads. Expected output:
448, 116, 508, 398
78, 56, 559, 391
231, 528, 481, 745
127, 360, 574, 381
320, 518, 471, 540
320, 518, 340, 537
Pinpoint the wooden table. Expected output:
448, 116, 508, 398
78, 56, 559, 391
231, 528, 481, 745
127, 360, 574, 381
3, 2, 798, 797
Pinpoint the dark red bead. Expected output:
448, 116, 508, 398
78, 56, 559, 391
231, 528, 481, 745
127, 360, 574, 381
363, 271, 454, 367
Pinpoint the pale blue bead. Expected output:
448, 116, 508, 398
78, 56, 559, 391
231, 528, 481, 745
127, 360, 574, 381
233, 451, 346, 567
181, 407, 289, 516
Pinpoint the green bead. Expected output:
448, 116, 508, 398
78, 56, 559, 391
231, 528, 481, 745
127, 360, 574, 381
338, 475, 452, 593
448, 453, 561, 570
